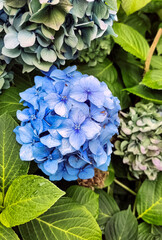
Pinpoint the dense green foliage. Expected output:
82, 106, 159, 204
0, 0, 161, 240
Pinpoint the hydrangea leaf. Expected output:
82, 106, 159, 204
66, 185, 99, 219
0, 113, 29, 199
0, 223, 20, 240
125, 85, 162, 104
19, 197, 102, 240
137, 173, 162, 225
95, 190, 119, 228
138, 222, 162, 240
0, 175, 65, 227
0, 88, 24, 117
141, 70, 162, 90
5, 0, 27, 8
113, 23, 149, 60
105, 207, 138, 240
18, 30, 36, 48
121, 0, 151, 15
151, 56, 162, 70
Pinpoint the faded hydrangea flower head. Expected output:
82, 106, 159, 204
114, 102, 162, 180
14, 66, 120, 181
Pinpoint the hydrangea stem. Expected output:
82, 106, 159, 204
145, 28, 162, 73
114, 179, 136, 196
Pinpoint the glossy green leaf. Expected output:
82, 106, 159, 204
66, 185, 99, 219
104, 164, 115, 187
121, 0, 151, 15
0, 223, 20, 240
0, 87, 24, 117
0, 175, 65, 227
0, 113, 29, 198
125, 85, 162, 104
19, 197, 102, 240
138, 222, 162, 240
113, 23, 149, 60
95, 190, 120, 227
151, 56, 162, 70
78, 59, 131, 109
141, 70, 162, 90
105, 207, 138, 240
137, 173, 162, 225
142, 1, 162, 13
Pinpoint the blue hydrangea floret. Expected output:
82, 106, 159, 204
14, 66, 120, 181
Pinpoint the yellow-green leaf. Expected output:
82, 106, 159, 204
0, 223, 20, 240
121, 0, 151, 15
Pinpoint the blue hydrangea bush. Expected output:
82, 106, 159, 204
14, 66, 120, 181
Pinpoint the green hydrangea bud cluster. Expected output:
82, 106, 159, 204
79, 35, 114, 66
114, 102, 162, 180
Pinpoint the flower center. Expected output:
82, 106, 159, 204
31, 114, 36, 120
61, 95, 68, 102
74, 124, 80, 130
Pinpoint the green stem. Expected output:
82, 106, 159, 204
114, 179, 136, 196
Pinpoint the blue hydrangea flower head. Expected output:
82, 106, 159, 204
14, 65, 121, 181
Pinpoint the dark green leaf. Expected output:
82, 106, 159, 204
78, 59, 131, 109
0, 222, 20, 240
113, 23, 149, 60
141, 70, 162, 90
142, 0, 162, 13
0, 87, 24, 117
19, 197, 102, 240
66, 185, 99, 219
95, 190, 120, 227
125, 85, 162, 104
137, 173, 162, 225
105, 207, 138, 240
0, 175, 65, 227
0, 113, 29, 198
138, 222, 162, 240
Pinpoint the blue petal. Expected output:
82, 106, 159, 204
69, 130, 86, 150
80, 76, 100, 92
78, 165, 94, 179
57, 119, 73, 138
69, 84, 87, 102
32, 142, 50, 160
81, 118, 101, 140
40, 133, 61, 148
16, 109, 30, 122
89, 139, 103, 156
88, 90, 104, 108
94, 151, 107, 166
20, 144, 33, 161
90, 104, 107, 122
13, 126, 23, 144
43, 159, 58, 174
19, 123, 34, 143
68, 156, 87, 168
55, 101, 69, 117
59, 139, 75, 155
65, 163, 79, 175
69, 108, 85, 125
44, 93, 60, 109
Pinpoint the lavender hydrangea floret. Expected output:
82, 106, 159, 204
14, 66, 120, 181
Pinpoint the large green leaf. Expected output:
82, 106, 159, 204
125, 85, 162, 104
0, 222, 20, 240
136, 173, 162, 225
105, 207, 138, 240
19, 197, 102, 240
157, 37, 162, 56
138, 222, 162, 240
0, 113, 29, 198
151, 56, 162, 70
121, 0, 151, 15
0, 175, 65, 227
66, 185, 99, 219
78, 59, 131, 109
95, 190, 120, 227
142, 0, 162, 13
113, 23, 149, 60
141, 70, 162, 90
0, 87, 24, 117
